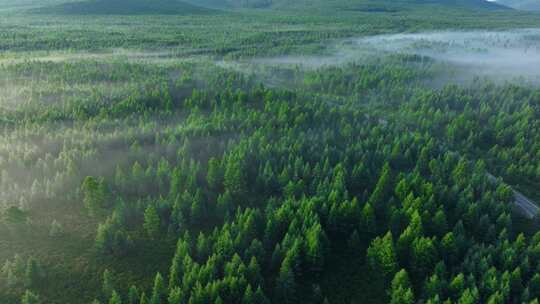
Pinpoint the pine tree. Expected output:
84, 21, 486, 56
242, 285, 254, 304
206, 157, 223, 190
114, 165, 127, 190
367, 232, 398, 281
132, 162, 145, 185
95, 220, 114, 254
368, 162, 393, 221
109, 291, 122, 304
24, 257, 40, 288
127, 285, 139, 304
21, 290, 40, 304
102, 269, 114, 300
169, 167, 183, 199
441, 232, 458, 265
168, 287, 183, 303
247, 257, 263, 287
390, 269, 414, 304
361, 203, 376, 235
487, 292, 504, 304
139, 292, 148, 304
306, 223, 327, 273
449, 273, 465, 299
150, 272, 165, 304
432, 209, 448, 237
217, 191, 233, 218
510, 267, 523, 298
458, 288, 479, 304
253, 286, 270, 304
529, 273, 540, 299
276, 261, 296, 304
143, 205, 160, 239
224, 157, 247, 199
82, 176, 106, 216
6, 268, 17, 287
190, 191, 206, 224
49, 219, 63, 237
168, 256, 181, 290
411, 237, 437, 281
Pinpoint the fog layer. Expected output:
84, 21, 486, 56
358, 29, 540, 83
237, 29, 540, 85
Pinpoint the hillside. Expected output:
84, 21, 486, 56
183, 0, 509, 11
270, 0, 509, 10
401, 0, 510, 9
37, 0, 217, 15
0, 0, 75, 11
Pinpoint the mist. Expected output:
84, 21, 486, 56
229, 28, 540, 86
357, 29, 540, 84
2, 29, 539, 208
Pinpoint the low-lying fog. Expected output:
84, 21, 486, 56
359, 29, 540, 82
234, 28, 540, 86
0, 48, 205, 67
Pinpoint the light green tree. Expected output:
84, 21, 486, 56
143, 205, 160, 239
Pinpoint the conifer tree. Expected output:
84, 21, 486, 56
143, 205, 160, 239
367, 232, 398, 282
21, 290, 40, 304
102, 269, 114, 300
109, 291, 122, 304
150, 272, 165, 304
24, 257, 40, 288
127, 285, 139, 304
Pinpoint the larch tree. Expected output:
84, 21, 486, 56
143, 205, 160, 239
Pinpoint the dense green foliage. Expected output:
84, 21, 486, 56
1, 1, 540, 304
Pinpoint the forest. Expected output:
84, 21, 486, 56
1, 0, 540, 303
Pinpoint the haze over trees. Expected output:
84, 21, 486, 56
0, 0, 540, 303
495, 0, 540, 11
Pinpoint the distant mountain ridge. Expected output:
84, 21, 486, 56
185, 0, 509, 11
37, 0, 217, 15
32, 0, 513, 15
182, 0, 270, 8
403, 0, 510, 9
